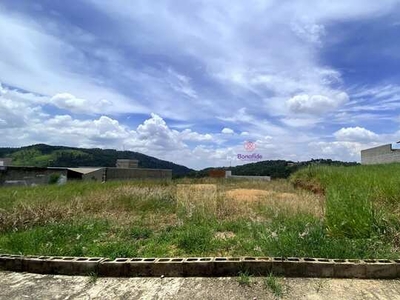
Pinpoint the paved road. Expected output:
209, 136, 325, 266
1, 271, 400, 299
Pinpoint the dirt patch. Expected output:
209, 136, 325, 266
214, 231, 236, 240
292, 179, 325, 195
225, 189, 301, 202
225, 189, 273, 201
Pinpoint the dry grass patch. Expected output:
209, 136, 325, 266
224, 188, 324, 218
265, 191, 324, 217
225, 189, 273, 201
0, 199, 83, 232
176, 184, 218, 220
175, 182, 324, 221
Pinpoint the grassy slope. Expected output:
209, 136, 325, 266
0, 144, 193, 176
291, 164, 400, 243
1, 165, 399, 259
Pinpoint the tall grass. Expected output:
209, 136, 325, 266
291, 164, 400, 240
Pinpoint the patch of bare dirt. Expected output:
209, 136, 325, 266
292, 179, 325, 195
225, 189, 273, 201
214, 231, 236, 240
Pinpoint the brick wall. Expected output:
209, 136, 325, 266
106, 168, 172, 181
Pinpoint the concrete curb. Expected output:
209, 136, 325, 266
1, 254, 400, 278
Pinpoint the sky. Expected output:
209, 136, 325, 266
1, 0, 400, 169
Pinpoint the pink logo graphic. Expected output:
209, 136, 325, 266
244, 141, 256, 152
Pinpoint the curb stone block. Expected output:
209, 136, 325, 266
126, 258, 156, 276
395, 260, 400, 278
1, 254, 400, 278
184, 258, 213, 276
23, 256, 53, 274
333, 259, 366, 278
46, 257, 78, 275
2, 255, 24, 272
0, 255, 11, 270
365, 260, 397, 279
214, 257, 242, 276
270, 257, 286, 275
73, 257, 103, 275
305, 258, 334, 277
154, 258, 184, 276
248, 257, 273, 275
99, 258, 151, 277
281, 258, 307, 277
98, 258, 127, 277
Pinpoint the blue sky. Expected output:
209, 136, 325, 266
1, 0, 400, 169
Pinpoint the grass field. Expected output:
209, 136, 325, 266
1, 164, 400, 259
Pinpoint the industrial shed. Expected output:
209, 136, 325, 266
0, 159, 172, 186
66, 168, 105, 182
0, 166, 67, 186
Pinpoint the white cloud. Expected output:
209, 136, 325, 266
308, 126, 386, 162
134, 113, 187, 151
50, 93, 113, 114
85, 0, 382, 122
0, 86, 44, 129
308, 141, 364, 161
1, 86, 395, 167
221, 127, 234, 134
50, 93, 89, 113
287, 92, 349, 115
180, 129, 213, 141
334, 126, 379, 142
0, 88, 301, 168
166, 68, 197, 99
0, 10, 147, 115
343, 84, 400, 115
218, 108, 255, 123
1, 1, 400, 168
1, 0, 395, 126
281, 117, 320, 128
291, 17, 325, 45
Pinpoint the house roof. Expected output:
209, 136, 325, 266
67, 167, 104, 174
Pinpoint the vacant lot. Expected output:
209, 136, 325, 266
1, 165, 400, 259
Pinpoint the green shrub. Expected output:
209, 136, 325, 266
48, 173, 61, 185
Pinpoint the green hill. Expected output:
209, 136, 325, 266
0, 144, 359, 178
0, 144, 193, 176
187, 159, 359, 179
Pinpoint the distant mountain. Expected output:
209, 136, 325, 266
186, 159, 359, 179
0, 145, 359, 179
0, 144, 193, 176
